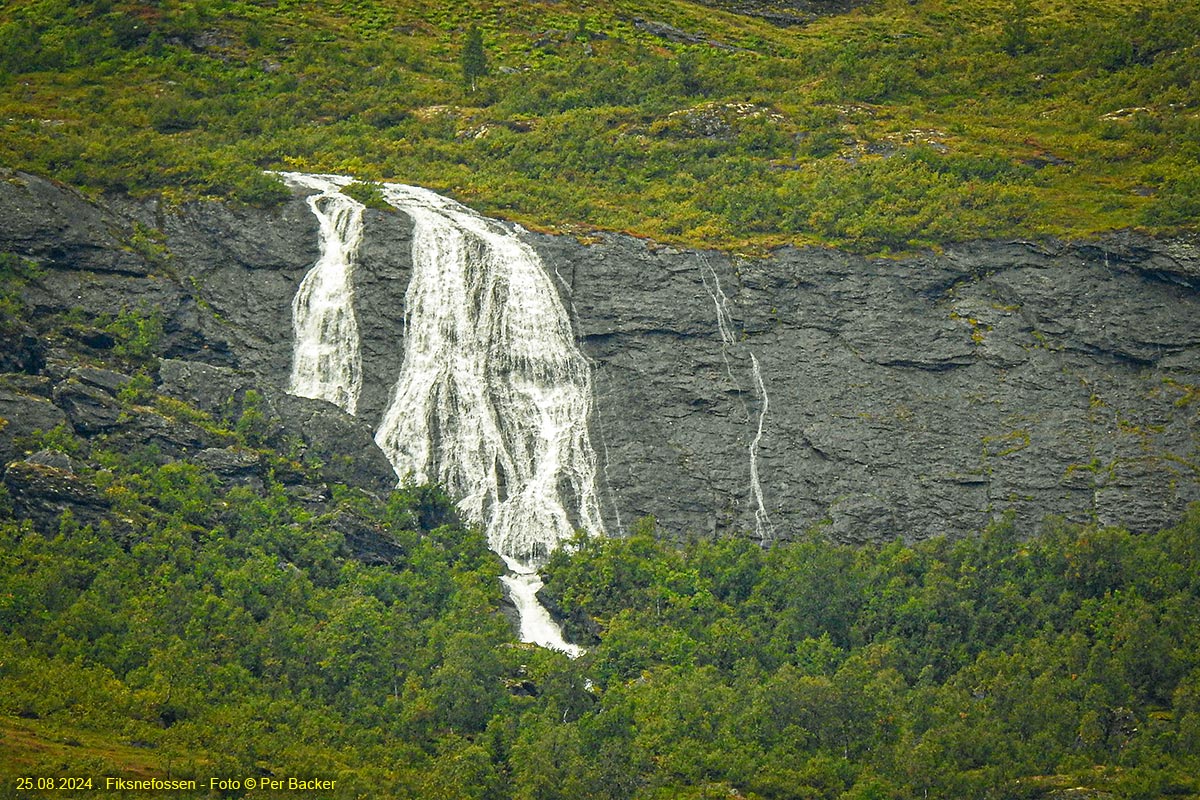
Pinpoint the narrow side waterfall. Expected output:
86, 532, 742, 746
500, 558, 584, 658
373, 183, 606, 573
749, 353, 772, 542
282, 173, 365, 415
700, 257, 737, 348
699, 259, 773, 542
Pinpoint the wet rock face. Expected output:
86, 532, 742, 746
536, 232, 1200, 541
1, 170, 1198, 545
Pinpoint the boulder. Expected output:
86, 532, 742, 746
272, 393, 398, 495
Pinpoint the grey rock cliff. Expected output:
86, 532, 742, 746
0, 172, 402, 509
538, 232, 1200, 541
1, 170, 1197, 544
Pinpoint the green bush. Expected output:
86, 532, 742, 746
1143, 166, 1200, 227
105, 307, 164, 361
341, 180, 392, 210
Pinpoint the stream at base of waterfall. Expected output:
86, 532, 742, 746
280, 172, 602, 657
500, 557, 584, 658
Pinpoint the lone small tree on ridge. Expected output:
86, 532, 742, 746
461, 25, 487, 92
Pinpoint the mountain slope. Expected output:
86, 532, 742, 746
1, 0, 1197, 252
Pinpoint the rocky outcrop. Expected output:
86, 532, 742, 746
0, 323, 45, 375
157, 358, 397, 494
0, 383, 68, 456
189, 446, 264, 484
271, 393, 399, 496
0, 170, 151, 276
1, 170, 1197, 546
632, 18, 744, 51
324, 509, 408, 566
692, 0, 872, 26
2, 456, 111, 532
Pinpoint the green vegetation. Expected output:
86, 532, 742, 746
104, 308, 165, 363
461, 24, 488, 92
1, 284, 1197, 797
0, 253, 43, 325
539, 515, 1200, 797
3, 448, 1199, 798
0, 0, 1196, 251
340, 180, 393, 211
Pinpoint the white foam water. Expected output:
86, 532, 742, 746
373, 183, 605, 572
281, 172, 364, 415
282, 173, 602, 656
699, 258, 773, 542
500, 557, 584, 657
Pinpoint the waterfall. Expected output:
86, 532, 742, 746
749, 353, 772, 542
700, 257, 737, 348
282, 173, 603, 656
500, 556, 584, 658
699, 258, 773, 542
373, 183, 606, 572
282, 173, 364, 415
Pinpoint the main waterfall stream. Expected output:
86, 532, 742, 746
281, 173, 601, 656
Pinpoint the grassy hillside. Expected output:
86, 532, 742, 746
0, 0, 1197, 252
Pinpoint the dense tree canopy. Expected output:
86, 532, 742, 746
2, 413, 1198, 798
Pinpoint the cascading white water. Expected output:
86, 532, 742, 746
500, 556, 584, 657
281, 173, 602, 654
699, 259, 773, 542
282, 173, 365, 415
700, 257, 737, 348
748, 353, 772, 542
373, 183, 606, 574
